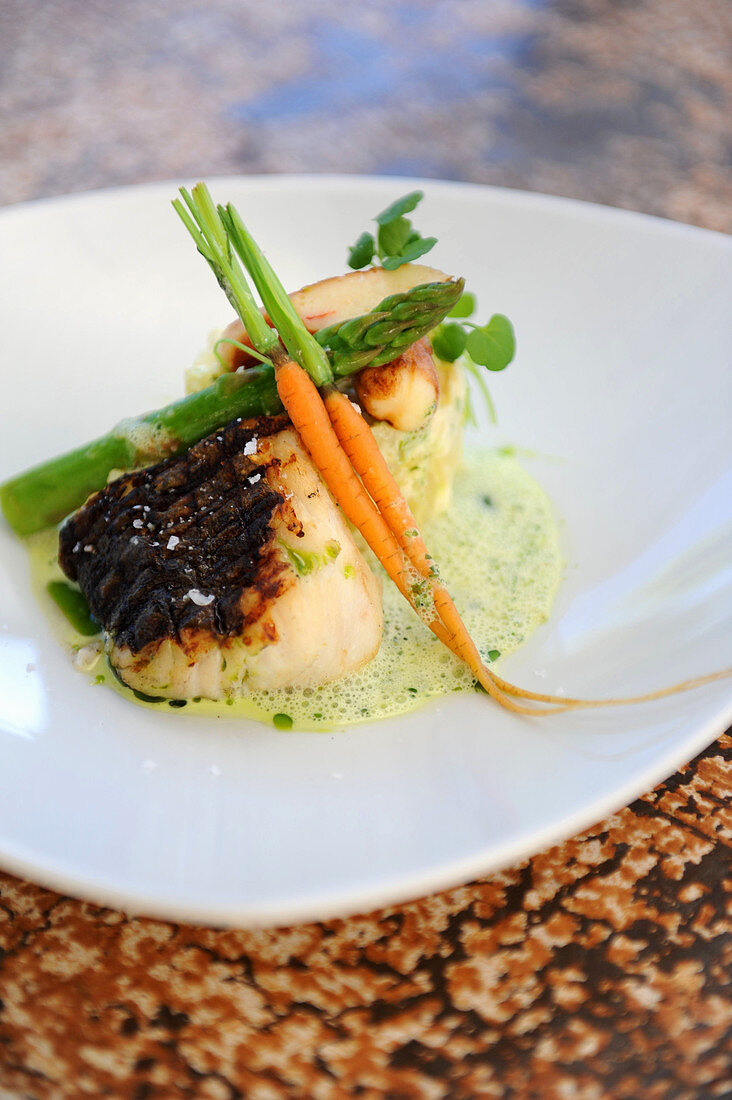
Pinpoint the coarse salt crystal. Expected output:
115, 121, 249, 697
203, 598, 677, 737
243, 438, 258, 456
186, 589, 215, 606
167, 535, 180, 550
248, 473, 261, 484
132, 519, 144, 529
72, 642, 102, 672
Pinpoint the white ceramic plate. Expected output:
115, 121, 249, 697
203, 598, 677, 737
0, 177, 730, 928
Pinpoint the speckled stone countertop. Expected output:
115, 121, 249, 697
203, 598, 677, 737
1, 1, 731, 1097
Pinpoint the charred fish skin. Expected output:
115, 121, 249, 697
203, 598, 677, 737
59, 416, 293, 655
59, 416, 384, 700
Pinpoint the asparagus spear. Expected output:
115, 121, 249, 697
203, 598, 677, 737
0, 186, 462, 538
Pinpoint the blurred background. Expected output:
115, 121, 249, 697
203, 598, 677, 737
1, 0, 730, 230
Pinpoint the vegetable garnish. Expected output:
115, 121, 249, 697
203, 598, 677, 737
434, 300, 515, 373
347, 190, 438, 271
315, 280, 464, 374
432, 296, 516, 425
46, 580, 99, 636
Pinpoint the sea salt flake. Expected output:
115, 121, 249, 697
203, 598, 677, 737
248, 473, 261, 484
167, 535, 180, 550
132, 519, 144, 529
243, 438, 258, 456
186, 589, 215, 606
83, 545, 94, 553
72, 642, 102, 671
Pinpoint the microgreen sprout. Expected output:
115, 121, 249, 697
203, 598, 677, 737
431, 292, 516, 424
212, 337, 273, 372
347, 190, 437, 271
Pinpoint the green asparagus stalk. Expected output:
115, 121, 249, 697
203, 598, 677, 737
316, 280, 464, 371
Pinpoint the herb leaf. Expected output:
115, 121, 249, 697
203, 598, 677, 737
375, 190, 424, 226
348, 231, 375, 270
431, 323, 467, 362
383, 235, 438, 270
347, 191, 436, 270
448, 291, 476, 319
377, 216, 412, 259
467, 314, 515, 372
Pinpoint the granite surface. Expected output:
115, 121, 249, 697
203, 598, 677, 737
1, 0, 731, 1097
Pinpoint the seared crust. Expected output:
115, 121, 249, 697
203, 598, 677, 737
59, 416, 292, 654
